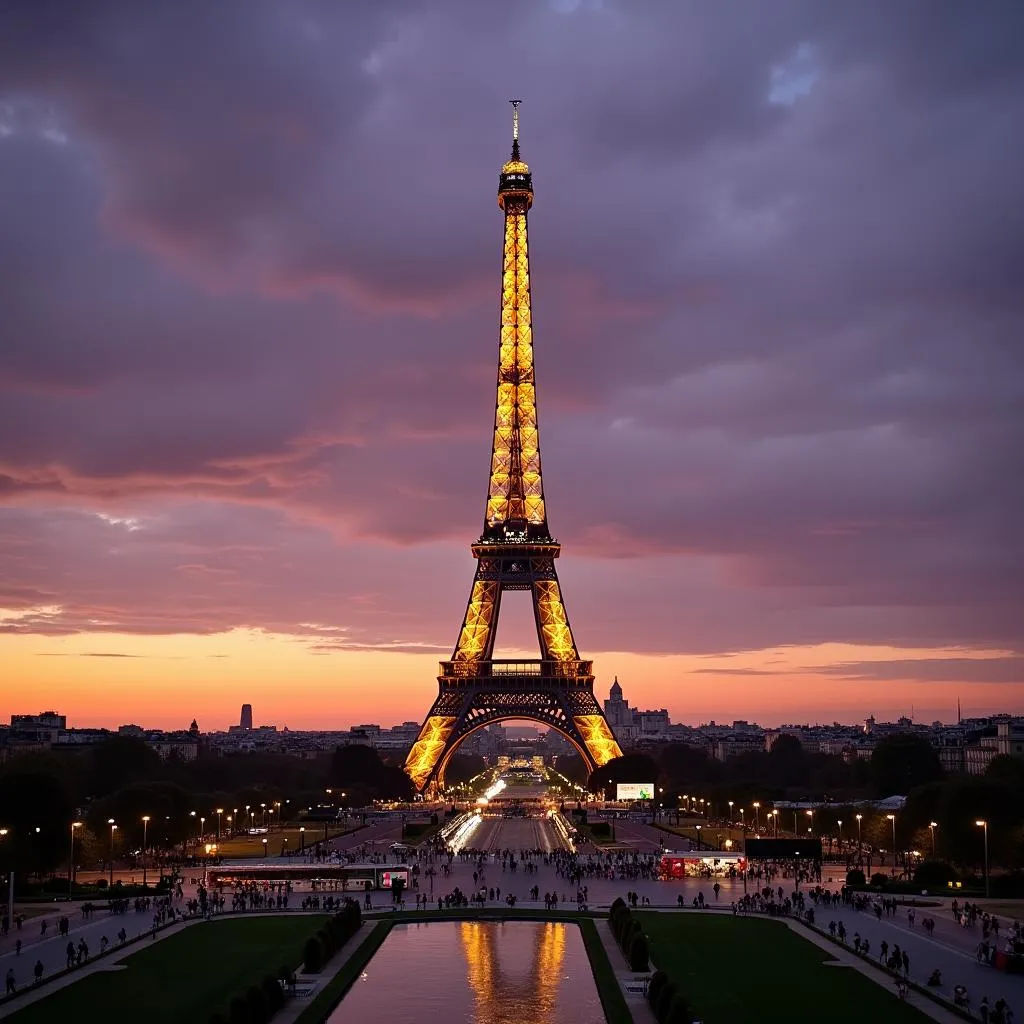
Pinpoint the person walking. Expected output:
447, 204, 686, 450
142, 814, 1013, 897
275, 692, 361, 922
5, 968, 16, 996
33, 960, 43, 985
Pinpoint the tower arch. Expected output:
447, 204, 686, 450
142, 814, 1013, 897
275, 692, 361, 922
434, 713, 595, 790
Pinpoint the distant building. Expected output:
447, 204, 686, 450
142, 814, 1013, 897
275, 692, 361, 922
604, 678, 633, 732
9, 711, 66, 746
602, 679, 671, 744
240, 704, 253, 730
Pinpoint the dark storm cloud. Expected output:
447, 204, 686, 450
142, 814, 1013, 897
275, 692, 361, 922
0, 1, 1022, 658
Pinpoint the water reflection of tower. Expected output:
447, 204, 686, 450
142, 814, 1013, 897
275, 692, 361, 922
460, 921, 566, 1022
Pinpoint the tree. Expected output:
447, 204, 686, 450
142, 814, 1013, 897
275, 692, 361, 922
659, 744, 717, 789
0, 769, 74, 876
86, 781, 194, 847
869, 734, 942, 797
765, 735, 806, 789
588, 754, 660, 795
553, 754, 588, 785
444, 753, 486, 786
90, 736, 165, 797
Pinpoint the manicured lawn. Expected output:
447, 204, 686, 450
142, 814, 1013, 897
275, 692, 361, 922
9, 915, 326, 1024
214, 824, 360, 858
637, 913, 931, 1024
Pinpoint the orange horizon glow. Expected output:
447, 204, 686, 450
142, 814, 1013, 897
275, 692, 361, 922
1, 628, 1019, 733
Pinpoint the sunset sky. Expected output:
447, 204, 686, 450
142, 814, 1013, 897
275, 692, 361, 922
1, 2, 1022, 732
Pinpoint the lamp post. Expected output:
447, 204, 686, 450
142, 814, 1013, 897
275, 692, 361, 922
216, 809, 224, 841
771, 810, 778, 837
928, 822, 938, 859
261, 837, 268, 859
1, 828, 12, 928
806, 809, 814, 837
837, 819, 843, 856
695, 824, 702, 851
887, 814, 897, 874
107, 819, 117, 886
975, 820, 989, 898
753, 802, 761, 832
855, 814, 863, 849
728, 800, 734, 823
300, 826, 306, 853
69, 821, 82, 898
793, 811, 799, 838
141, 816, 150, 888
740, 808, 745, 830
200, 816, 206, 843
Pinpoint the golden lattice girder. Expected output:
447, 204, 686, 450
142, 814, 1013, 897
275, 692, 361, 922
573, 714, 624, 767
533, 578, 579, 662
452, 579, 500, 663
486, 209, 545, 528
404, 715, 458, 791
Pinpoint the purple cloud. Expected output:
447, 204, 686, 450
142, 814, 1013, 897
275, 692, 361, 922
0, 1, 1022, 678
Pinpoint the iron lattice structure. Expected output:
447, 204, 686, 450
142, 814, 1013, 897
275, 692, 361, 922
404, 104, 623, 792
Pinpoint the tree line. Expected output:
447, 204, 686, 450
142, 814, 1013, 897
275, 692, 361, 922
583, 733, 1024, 870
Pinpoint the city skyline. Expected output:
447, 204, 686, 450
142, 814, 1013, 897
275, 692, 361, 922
2, 4, 1023, 730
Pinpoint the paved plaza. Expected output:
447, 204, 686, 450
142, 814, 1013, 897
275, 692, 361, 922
2, 812, 1022, 1020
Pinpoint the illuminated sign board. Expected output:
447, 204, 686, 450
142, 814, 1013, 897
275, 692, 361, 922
381, 870, 409, 889
616, 783, 655, 801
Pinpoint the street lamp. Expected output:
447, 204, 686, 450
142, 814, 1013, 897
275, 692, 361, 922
928, 822, 938, 858
806, 809, 814, 837
837, 819, 843, 852
107, 819, 118, 886
216, 809, 224, 841
695, 824, 702, 850
753, 802, 760, 832
200, 816, 206, 841
728, 800, 734, 823
299, 826, 306, 852
739, 808, 745, 830
855, 814, 863, 848
1, 828, 11, 929
886, 814, 896, 873
141, 816, 150, 888
975, 820, 990, 898
261, 837, 268, 859
771, 809, 779, 837
69, 821, 83, 898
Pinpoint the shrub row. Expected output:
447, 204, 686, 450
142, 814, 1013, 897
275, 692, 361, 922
608, 899, 650, 972
208, 901, 363, 1024
646, 969, 694, 1024
208, 973, 287, 1024
302, 900, 363, 973
609, 900, 693, 1024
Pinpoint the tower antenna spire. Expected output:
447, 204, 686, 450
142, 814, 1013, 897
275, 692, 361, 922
510, 98, 521, 159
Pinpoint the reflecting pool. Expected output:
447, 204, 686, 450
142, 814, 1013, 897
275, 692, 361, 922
327, 920, 605, 1023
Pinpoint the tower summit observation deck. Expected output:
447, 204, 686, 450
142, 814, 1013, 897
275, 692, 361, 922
404, 103, 623, 793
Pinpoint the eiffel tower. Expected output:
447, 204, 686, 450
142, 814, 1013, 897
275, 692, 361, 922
404, 102, 623, 793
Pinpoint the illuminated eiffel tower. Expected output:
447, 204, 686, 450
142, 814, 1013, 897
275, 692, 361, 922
404, 102, 623, 793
